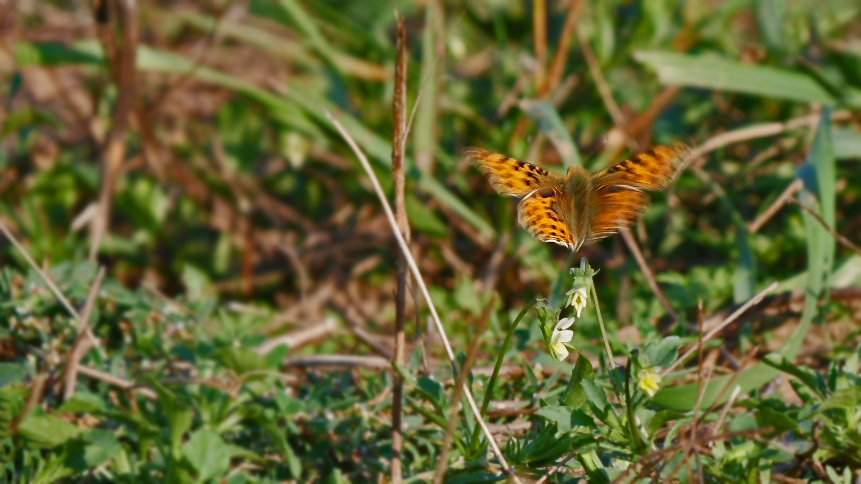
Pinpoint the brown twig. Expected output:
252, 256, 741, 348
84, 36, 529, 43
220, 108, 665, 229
283, 355, 391, 368
255, 317, 338, 355
712, 385, 741, 439
545, 0, 584, 97
690, 111, 852, 166
0, 221, 82, 322
535, 451, 580, 484
620, 229, 678, 319
62, 266, 106, 401
532, 0, 548, 96
748, 179, 804, 234
577, 28, 638, 152
665, 282, 778, 376
89, 0, 138, 260
788, 197, 861, 256
391, 14, 410, 484
76, 364, 157, 399
433, 295, 495, 484
11, 373, 47, 434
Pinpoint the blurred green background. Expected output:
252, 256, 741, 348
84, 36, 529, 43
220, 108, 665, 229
2, 0, 861, 482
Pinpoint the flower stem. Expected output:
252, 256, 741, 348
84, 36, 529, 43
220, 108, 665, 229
468, 299, 539, 454
590, 280, 615, 371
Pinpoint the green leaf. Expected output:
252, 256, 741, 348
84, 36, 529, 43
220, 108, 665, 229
562, 356, 595, 409
56, 392, 107, 414
762, 353, 827, 399
754, 408, 799, 438
416, 376, 446, 410
217, 346, 271, 375
0, 363, 29, 386
818, 386, 861, 415
150, 382, 194, 456
63, 429, 122, 472
181, 264, 213, 302
642, 336, 682, 369
581, 379, 610, 411
756, 0, 787, 55
576, 450, 611, 484
536, 406, 596, 434
635, 51, 836, 105
183, 428, 234, 482
519, 99, 582, 168
18, 415, 81, 448
405, 194, 448, 238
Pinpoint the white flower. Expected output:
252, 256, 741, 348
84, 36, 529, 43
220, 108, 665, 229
566, 286, 588, 318
549, 317, 575, 361
637, 366, 663, 397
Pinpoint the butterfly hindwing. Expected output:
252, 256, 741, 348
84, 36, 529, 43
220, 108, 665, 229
591, 143, 691, 191
517, 188, 577, 250
465, 149, 563, 197
587, 186, 650, 243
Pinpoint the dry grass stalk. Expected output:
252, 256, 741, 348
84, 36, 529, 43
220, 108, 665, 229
63, 266, 106, 401
89, 0, 138, 260
391, 13, 410, 484
327, 113, 523, 483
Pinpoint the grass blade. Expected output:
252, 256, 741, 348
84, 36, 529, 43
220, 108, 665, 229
635, 51, 836, 105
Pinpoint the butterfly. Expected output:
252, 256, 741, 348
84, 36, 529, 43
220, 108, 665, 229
466, 143, 692, 252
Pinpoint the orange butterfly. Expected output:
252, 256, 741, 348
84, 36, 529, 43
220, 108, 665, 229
467, 144, 691, 252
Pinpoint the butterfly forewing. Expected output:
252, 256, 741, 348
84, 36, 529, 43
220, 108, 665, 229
465, 149, 563, 197
591, 143, 691, 191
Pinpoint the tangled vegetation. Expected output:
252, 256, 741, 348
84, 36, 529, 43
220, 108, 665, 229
2, 0, 861, 482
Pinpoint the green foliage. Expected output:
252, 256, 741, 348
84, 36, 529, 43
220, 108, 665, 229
3, 0, 861, 482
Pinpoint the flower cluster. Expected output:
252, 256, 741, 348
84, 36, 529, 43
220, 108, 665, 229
545, 258, 593, 362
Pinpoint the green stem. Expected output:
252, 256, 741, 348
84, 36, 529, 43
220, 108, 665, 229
590, 282, 615, 372
468, 299, 539, 454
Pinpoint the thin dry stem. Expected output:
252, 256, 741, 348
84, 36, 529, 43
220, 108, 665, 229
284, 355, 390, 368
620, 229, 678, 319
433, 295, 495, 484
0, 220, 82, 321
532, 0, 548, 95
391, 14, 410, 484
690, 111, 851, 166
545, 0, 584, 96
748, 179, 804, 234
255, 317, 338, 355
712, 385, 741, 439
89, 0, 138, 260
63, 267, 106, 401
327, 113, 522, 483
578, 28, 638, 152
665, 281, 779, 376
789, 197, 861, 256
76, 365, 157, 399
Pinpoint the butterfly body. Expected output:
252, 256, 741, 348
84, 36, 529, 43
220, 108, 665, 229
467, 144, 691, 251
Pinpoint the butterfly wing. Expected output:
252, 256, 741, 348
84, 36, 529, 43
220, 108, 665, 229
585, 143, 690, 242
586, 186, 650, 243
591, 143, 691, 191
517, 187, 579, 250
465, 149, 564, 197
